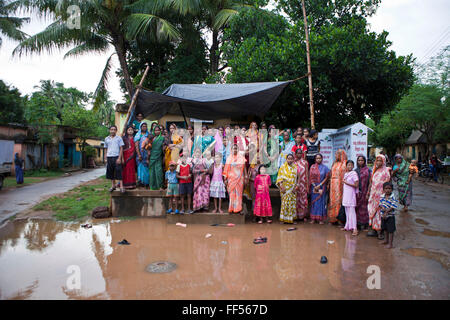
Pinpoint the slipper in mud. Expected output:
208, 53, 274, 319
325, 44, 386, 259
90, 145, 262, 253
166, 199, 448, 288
253, 238, 267, 244
287, 227, 297, 231
320, 256, 328, 264
81, 224, 92, 228
118, 239, 131, 245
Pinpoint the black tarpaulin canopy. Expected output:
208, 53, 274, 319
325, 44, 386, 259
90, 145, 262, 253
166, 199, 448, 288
134, 81, 292, 120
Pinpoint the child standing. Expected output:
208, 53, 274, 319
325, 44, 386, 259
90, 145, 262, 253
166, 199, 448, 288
409, 159, 419, 177
105, 125, 125, 193
210, 154, 226, 213
177, 155, 194, 214
379, 182, 399, 249
165, 161, 179, 214
341, 160, 359, 236
253, 165, 273, 223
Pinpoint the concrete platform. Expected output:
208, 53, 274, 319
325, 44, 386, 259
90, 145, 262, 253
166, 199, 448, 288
110, 187, 282, 220
111, 189, 167, 217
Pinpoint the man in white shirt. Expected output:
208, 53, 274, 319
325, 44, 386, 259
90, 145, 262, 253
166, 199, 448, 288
105, 125, 125, 193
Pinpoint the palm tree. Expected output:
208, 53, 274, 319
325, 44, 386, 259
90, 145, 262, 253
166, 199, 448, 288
129, 0, 254, 74
13, 0, 179, 105
0, 0, 29, 47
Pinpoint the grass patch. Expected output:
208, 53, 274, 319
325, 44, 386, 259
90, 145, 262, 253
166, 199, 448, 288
33, 177, 110, 221
3, 177, 46, 188
25, 169, 65, 178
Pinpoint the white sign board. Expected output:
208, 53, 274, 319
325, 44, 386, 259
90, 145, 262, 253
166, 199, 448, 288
319, 122, 369, 169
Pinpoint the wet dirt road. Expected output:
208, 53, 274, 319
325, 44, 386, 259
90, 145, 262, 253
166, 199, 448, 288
0, 179, 448, 300
0, 168, 105, 224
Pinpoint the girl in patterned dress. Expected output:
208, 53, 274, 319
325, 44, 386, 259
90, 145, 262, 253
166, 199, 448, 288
210, 154, 226, 213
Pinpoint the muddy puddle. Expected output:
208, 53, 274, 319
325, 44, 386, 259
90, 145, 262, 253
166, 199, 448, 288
421, 229, 450, 238
0, 218, 448, 300
401, 248, 450, 271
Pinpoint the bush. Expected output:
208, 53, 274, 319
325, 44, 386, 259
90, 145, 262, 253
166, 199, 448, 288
84, 145, 97, 158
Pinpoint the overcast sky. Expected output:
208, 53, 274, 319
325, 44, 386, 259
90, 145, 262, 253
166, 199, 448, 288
0, 0, 449, 105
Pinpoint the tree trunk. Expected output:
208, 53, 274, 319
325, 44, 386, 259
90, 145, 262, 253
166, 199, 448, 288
210, 29, 219, 74
113, 36, 134, 99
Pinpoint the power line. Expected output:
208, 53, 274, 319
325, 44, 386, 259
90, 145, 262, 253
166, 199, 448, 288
416, 27, 450, 66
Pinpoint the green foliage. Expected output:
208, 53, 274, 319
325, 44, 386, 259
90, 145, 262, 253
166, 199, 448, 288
0, 0, 29, 47
84, 145, 97, 158
0, 79, 26, 124
276, 0, 381, 28
222, 8, 414, 128
372, 84, 449, 152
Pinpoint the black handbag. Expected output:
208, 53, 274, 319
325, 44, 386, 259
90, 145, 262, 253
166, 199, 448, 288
337, 205, 346, 224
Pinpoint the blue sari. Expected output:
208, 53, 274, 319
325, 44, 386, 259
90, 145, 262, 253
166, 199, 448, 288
134, 124, 150, 186
309, 163, 330, 221
192, 134, 215, 155
14, 153, 24, 184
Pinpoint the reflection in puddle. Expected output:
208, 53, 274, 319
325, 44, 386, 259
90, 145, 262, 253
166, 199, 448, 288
0, 219, 447, 299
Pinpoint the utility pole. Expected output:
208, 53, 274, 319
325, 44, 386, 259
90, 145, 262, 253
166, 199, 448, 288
301, 0, 315, 129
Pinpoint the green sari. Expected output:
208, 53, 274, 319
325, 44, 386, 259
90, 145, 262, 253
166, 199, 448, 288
393, 158, 412, 206
149, 134, 164, 190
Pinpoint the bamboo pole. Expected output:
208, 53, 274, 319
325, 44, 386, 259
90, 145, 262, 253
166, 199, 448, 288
122, 64, 150, 135
301, 0, 315, 129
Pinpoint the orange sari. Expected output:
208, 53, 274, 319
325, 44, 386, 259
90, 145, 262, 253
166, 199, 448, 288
328, 149, 347, 222
223, 153, 246, 213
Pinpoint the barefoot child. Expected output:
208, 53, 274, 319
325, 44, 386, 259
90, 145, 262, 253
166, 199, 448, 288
105, 125, 125, 193
210, 154, 226, 213
176, 156, 193, 214
165, 161, 179, 214
341, 160, 359, 236
379, 182, 399, 249
254, 165, 273, 223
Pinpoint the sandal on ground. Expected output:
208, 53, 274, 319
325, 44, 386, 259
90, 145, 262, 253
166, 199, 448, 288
267, 220, 273, 224
120, 188, 125, 193
319, 221, 324, 225
109, 187, 116, 192
258, 220, 263, 224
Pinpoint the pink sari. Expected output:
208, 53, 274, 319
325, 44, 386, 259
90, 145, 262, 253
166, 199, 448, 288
253, 174, 272, 217
295, 158, 309, 219
368, 155, 391, 231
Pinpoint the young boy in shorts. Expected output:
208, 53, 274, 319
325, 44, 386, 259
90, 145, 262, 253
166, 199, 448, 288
177, 155, 193, 214
379, 182, 399, 249
165, 161, 179, 214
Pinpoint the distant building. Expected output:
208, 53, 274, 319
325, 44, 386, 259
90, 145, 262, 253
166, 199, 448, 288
0, 124, 105, 174
397, 130, 449, 162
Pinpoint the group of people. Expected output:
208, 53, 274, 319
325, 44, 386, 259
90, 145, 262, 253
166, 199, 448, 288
105, 116, 418, 248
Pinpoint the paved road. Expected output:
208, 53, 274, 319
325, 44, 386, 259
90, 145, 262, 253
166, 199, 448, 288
0, 168, 105, 224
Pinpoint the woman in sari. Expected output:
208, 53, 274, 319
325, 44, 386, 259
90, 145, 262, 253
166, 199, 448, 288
122, 125, 136, 189
192, 148, 211, 212
294, 148, 309, 221
148, 125, 166, 190
392, 154, 413, 211
355, 156, 371, 230
367, 154, 391, 239
328, 149, 348, 224
246, 121, 259, 159
309, 153, 330, 224
266, 125, 279, 185
134, 122, 150, 188
14, 153, 24, 184
276, 154, 297, 223
192, 125, 215, 155
164, 123, 183, 171
278, 131, 295, 169
276, 153, 298, 224
223, 144, 247, 214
